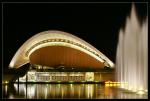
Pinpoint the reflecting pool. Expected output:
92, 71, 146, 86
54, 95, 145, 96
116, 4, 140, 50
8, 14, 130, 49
2, 84, 147, 99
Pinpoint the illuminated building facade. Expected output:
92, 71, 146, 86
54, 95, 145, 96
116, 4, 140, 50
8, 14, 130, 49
9, 30, 114, 82
18, 70, 95, 82
18, 70, 114, 83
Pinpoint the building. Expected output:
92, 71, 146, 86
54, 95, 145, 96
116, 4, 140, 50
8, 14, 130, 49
9, 30, 114, 83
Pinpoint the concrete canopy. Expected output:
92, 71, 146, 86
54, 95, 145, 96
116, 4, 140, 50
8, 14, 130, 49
9, 30, 114, 69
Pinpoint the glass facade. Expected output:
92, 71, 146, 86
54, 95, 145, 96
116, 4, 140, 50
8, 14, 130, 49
16, 70, 114, 83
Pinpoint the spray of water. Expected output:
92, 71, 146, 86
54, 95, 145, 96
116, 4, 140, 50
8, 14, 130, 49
116, 4, 148, 94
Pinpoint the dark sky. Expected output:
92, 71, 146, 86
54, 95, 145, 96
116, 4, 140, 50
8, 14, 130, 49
3, 3, 147, 69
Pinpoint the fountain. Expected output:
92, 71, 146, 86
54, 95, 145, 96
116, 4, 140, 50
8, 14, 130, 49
116, 4, 148, 95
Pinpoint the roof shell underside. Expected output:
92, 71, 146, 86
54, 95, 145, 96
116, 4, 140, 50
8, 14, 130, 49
30, 46, 105, 69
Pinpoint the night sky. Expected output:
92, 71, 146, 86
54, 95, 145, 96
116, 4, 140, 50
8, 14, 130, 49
3, 3, 147, 70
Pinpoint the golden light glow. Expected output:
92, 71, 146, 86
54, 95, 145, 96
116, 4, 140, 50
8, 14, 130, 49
5, 81, 8, 84
38, 66, 41, 69
105, 82, 129, 87
105, 81, 109, 84
105, 84, 110, 87
109, 84, 113, 86
136, 90, 145, 95
113, 84, 117, 86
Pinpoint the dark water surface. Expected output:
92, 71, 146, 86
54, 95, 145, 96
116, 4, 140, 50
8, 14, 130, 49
3, 84, 147, 99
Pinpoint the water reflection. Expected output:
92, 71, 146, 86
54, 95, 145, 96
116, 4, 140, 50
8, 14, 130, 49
3, 84, 147, 99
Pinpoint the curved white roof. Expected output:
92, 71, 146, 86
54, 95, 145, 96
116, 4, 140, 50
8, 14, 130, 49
9, 30, 114, 68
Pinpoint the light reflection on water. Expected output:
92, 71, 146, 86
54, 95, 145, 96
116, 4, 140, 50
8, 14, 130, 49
3, 84, 147, 99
